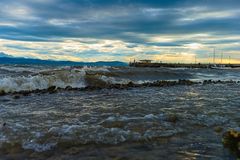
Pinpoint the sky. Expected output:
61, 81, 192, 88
0, 0, 240, 63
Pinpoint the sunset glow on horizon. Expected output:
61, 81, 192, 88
0, 0, 240, 63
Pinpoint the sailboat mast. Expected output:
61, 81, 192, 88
213, 47, 216, 64
221, 51, 223, 64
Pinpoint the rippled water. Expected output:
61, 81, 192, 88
0, 65, 240, 159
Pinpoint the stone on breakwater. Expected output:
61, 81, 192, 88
17, 90, 31, 96
0, 90, 6, 96
222, 128, 240, 158
47, 86, 57, 94
127, 81, 135, 87
0, 79, 238, 97
178, 79, 194, 85
65, 86, 73, 90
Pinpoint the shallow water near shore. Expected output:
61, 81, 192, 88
0, 65, 240, 159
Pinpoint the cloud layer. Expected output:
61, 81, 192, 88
0, 0, 239, 62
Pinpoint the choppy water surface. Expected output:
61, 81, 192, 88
0, 65, 240, 93
0, 65, 240, 159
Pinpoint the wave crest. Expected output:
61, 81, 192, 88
0, 66, 239, 95
0, 69, 86, 93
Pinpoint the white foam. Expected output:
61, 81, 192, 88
0, 69, 86, 93
22, 141, 57, 152
144, 114, 158, 119
99, 75, 131, 84
104, 114, 163, 122
48, 124, 141, 145
82, 66, 110, 72
0, 66, 40, 73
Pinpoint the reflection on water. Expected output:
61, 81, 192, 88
0, 83, 239, 159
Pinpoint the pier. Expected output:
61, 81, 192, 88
129, 60, 240, 68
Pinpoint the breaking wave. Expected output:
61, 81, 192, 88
0, 66, 240, 95
0, 66, 186, 94
0, 69, 86, 93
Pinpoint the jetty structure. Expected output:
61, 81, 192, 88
129, 59, 240, 68
129, 49, 240, 68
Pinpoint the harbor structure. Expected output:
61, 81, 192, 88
129, 59, 240, 68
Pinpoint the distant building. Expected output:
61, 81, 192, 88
139, 60, 152, 63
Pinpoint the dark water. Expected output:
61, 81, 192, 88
0, 65, 239, 159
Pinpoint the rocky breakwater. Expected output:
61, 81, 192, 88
0, 79, 239, 98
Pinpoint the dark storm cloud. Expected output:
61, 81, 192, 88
4, 44, 37, 51
0, 0, 239, 48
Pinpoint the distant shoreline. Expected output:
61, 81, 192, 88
0, 57, 127, 67
129, 62, 240, 68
